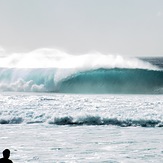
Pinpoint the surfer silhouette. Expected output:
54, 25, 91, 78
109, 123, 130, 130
0, 149, 13, 163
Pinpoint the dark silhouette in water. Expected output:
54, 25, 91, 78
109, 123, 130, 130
0, 149, 13, 163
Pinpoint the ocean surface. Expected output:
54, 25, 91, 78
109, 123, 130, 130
0, 54, 163, 162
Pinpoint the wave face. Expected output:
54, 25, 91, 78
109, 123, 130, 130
0, 68, 163, 94
58, 68, 163, 94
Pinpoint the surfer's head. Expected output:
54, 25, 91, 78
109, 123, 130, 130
3, 149, 10, 159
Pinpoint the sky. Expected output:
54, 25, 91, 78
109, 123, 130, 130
0, 0, 163, 56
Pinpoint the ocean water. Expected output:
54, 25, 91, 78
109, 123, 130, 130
0, 53, 163, 162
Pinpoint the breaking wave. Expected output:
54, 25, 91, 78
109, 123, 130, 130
0, 47, 162, 94
49, 116, 163, 127
0, 116, 163, 127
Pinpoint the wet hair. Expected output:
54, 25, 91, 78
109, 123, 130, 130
3, 149, 10, 159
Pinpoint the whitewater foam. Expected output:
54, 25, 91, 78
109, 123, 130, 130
0, 47, 158, 69
0, 93, 163, 127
